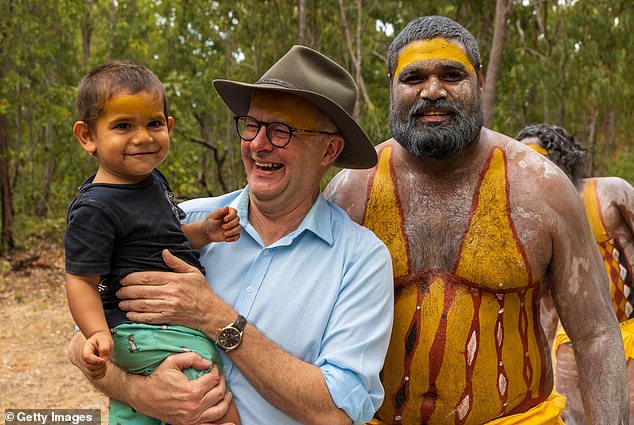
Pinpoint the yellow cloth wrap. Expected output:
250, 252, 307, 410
554, 318, 634, 361
366, 393, 566, 425
483, 392, 566, 425
527, 144, 548, 156
394, 38, 476, 79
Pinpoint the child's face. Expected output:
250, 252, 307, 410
87, 90, 172, 184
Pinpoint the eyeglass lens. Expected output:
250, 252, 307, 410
236, 116, 292, 148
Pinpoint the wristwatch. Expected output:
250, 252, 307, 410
216, 314, 247, 352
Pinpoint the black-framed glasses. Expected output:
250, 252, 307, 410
234, 115, 339, 148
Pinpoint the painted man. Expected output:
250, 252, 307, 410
325, 16, 627, 425
518, 123, 634, 424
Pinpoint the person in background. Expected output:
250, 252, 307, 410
326, 15, 627, 425
69, 46, 394, 425
518, 122, 634, 425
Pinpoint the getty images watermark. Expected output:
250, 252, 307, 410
4, 409, 101, 424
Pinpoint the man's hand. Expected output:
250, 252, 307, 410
69, 334, 235, 424
118, 249, 234, 339
132, 352, 235, 425
82, 331, 113, 379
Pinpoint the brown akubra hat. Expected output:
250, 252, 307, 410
213, 45, 377, 169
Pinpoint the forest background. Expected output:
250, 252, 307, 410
0, 0, 632, 255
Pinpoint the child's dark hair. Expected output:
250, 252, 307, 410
76, 60, 168, 131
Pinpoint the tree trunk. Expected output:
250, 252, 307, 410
297, 0, 306, 45
483, 0, 512, 128
0, 112, 15, 254
337, 0, 372, 119
36, 123, 55, 217
80, 0, 93, 68
586, 105, 599, 177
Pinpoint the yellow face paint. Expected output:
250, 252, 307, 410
251, 91, 317, 129
527, 144, 548, 156
394, 38, 475, 79
102, 92, 164, 118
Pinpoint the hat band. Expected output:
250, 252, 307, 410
256, 78, 300, 90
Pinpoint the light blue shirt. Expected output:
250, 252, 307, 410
180, 187, 394, 425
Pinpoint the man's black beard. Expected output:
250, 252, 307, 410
389, 96, 484, 160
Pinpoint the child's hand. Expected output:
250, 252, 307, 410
203, 207, 242, 243
81, 331, 113, 379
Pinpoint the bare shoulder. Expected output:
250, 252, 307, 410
325, 141, 390, 223
593, 176, 634, 196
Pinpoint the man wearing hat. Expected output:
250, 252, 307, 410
69, 45, 394, 425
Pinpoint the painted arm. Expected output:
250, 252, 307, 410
548, 179, 627, 424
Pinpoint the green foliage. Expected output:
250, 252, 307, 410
1, 0, 633, 251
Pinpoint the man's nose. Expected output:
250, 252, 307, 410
248, 124, 274, 150
419, 78, 447, 101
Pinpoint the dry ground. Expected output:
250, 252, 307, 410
0, 241, 108, 424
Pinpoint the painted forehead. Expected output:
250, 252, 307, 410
250, 90, 317, 129
394, 38, 475, 79
102, 91, 165, 117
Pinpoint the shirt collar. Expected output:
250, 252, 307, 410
233, 187, 334, 247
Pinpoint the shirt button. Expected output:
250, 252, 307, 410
263, 249, 269, 256
247, 286, 254, 293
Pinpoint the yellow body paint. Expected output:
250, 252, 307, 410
102, 92, 164, 118
251, 91, 317, 129
527, 144, 549, 156
582, 179, 634, 322
363, 147, 548, 424
394, 38, 476, 79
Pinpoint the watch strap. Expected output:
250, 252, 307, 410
233, 314, 247, 332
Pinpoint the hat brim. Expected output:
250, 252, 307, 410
213, 79, 377, 169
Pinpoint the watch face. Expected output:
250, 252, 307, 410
218, 327, 241, 349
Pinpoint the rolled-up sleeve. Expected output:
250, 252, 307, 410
317, 241, 394, 424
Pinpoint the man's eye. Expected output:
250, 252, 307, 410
114, 123, 131, 130
148, 120, 164, 128
443, 72, 464, 82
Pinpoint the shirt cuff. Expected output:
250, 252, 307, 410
321, 362, 380, 424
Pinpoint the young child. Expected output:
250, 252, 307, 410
64, 60, 241, 424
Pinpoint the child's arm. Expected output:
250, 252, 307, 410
65, 273, 113, 379
182, 206, 242, 250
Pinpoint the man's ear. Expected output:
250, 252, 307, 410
167, 116, 174, 133
477, 66, 485, 91
73, 121, 97, 155
321, 135, 345, 167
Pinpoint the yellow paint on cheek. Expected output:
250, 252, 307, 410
394, 38, 475, 79
102, 93, 164, 117
251, 91, 317, 129
527, 144, 548, 156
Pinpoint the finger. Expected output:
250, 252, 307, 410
162, 249, 199, 273
222, 216, 241, 231
223, 208, 238, 222
207, 206, 229, 221
167, 351, 213, 372
120, 270, 171, 287
223, 226, 241, 239
124, 311, 167, 324
119, 297, 167, 312
198, 391, 233, 423
84, 353, 107, 366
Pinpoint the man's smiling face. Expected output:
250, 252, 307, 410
388, 38, 484, 159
